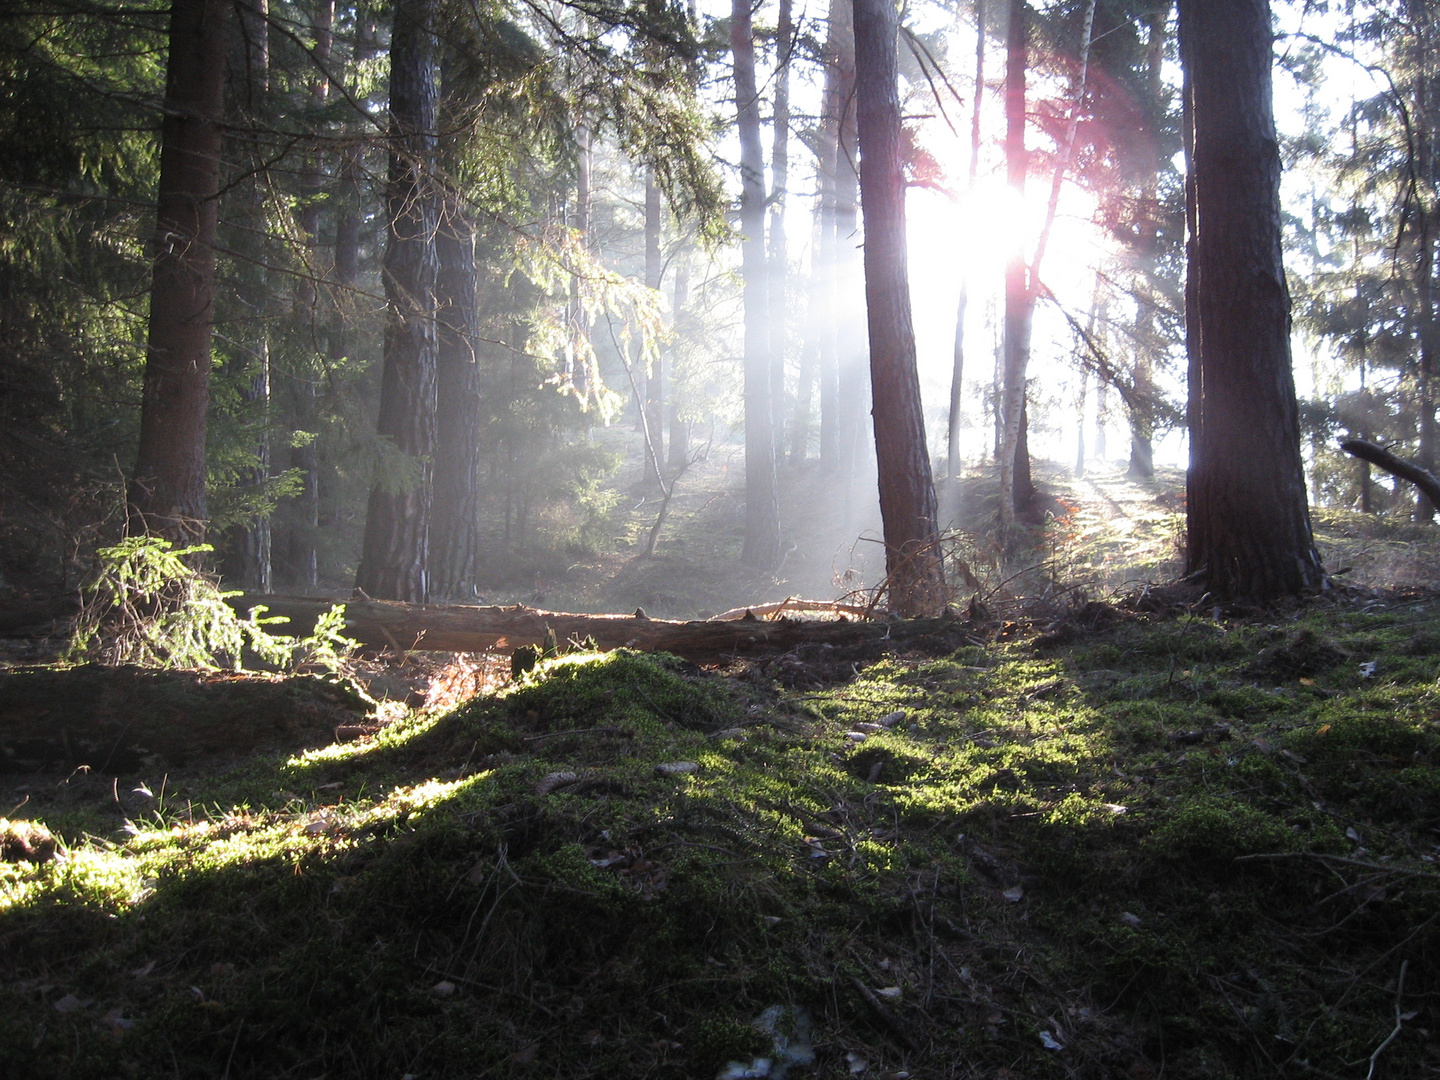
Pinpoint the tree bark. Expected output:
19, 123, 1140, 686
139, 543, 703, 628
852, 0, 945, 616
734, 0, 780, 569
228, 594, 972, 664
1340, 439, 1440, 508
128, 0, 232, 543
1179, 0, 1324, 600
356, 0, 439, 602
769, 0, 793, 464
430, 164, 482, 598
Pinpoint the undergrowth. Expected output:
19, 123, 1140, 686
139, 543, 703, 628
2, 599, 1438, 1079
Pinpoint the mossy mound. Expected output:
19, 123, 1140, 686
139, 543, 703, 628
2, 606, 1438, 1079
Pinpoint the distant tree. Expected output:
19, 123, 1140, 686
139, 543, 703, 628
128, 0, 231, 543
1178, 0, 1324, 599
851, 0, 945, 615
733, 0, 780, 570
356, 0, 439, 602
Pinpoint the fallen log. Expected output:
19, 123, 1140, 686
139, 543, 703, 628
1339, 439, 1440, 508
231, 594, 958, 663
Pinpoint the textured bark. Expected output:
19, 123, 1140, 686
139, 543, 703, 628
128, 0, 231, 543
430, 192, 482, 597
852, 0, 945, 616
228, 595, 969, 663
1179, 0, 1323, 600
734, 0, 780, 569
356, 0, 439, 602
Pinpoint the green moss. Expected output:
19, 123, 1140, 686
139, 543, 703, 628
1150, 795, 1291, 860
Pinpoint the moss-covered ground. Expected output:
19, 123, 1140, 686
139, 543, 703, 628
3, 594, 1439, 1079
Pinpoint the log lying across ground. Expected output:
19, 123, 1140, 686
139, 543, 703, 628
231, 594, 960, 663
1340, 439, 1440, 507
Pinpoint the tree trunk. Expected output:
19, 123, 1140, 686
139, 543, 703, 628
644, 167, 664, 484
430, 164, 482, 598
1127, 2, 1169, 480
128, 0, 232, 543
996, 0, 1028, 537
852, 0, 945, 616
1179, 0, 1324, 600
947, 0, 986, 498
227, 0, 271, 590
816, 0, 844, 468
734, 0, 781, 569
668, 251, 692, 472
769, 0, 792, 465
1340, 439, 1440, 509
356, 0, 439, 602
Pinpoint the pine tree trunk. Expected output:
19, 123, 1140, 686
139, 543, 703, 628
834, 14, 868, 488
997, 0, 1028, 537
128, 0, 231, 543
816, 0, 844, 468
1127, 3, 1168, 480
430, 175, 482, 598
644, 168, 665, 484
946, 0, 986, 496
1179, 0, 1324, 600
852, 0, 945, 616
769, 0, 792, 465
356, 0, 438, 602
668, 252, 691, 472
734, 0, 780, 569
228, 0, 271, 590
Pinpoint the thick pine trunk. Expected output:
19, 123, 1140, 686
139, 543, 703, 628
852, 0, 945, 616
356, 0, 439, 602
129, 0, 231, 543
1179, 0, 1323, 600
734, 0, 781, 569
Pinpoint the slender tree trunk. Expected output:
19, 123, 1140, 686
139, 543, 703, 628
997, 0, 1028, 536
947, 0, 986, 495
644, 167, 664, 485
356, 0, 439, 602
834, 15, 868, 488
569, 124, 593, 398
1075, 367, 1087, 477
734, 0, 780, 569
769, 0, 792, 463
129, 0, 231, 544
668, 251, 691, 471
817, 0, 844, 468
852, 0, 945, 616
1127, 3, 1169, 480
1179, 0, 1323, 600
229, 0, 270, 589
284, 0, 332, 589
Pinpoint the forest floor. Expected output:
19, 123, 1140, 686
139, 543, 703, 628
2, 464, 1440, 1079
